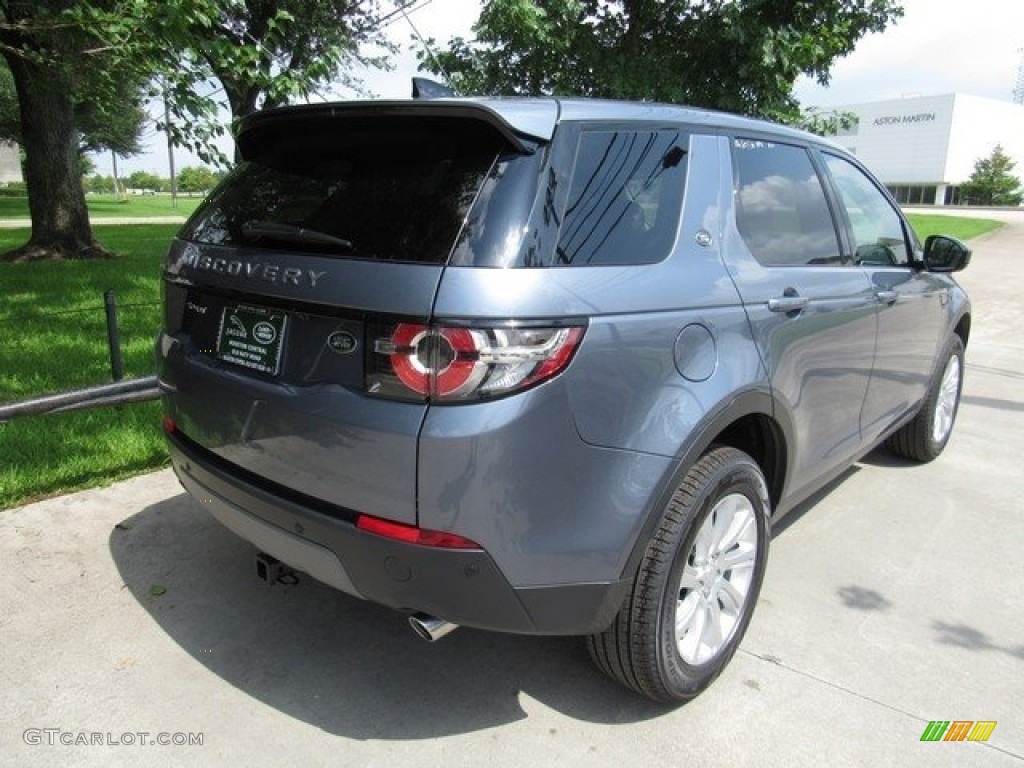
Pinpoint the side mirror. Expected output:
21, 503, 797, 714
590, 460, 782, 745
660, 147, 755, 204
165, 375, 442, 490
923, 235, 971, 272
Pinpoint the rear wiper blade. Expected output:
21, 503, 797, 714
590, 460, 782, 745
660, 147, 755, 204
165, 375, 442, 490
240, 220, 354, 251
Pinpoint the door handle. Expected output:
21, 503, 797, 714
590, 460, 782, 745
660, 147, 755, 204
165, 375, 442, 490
768, 293, 809, 313
875, 290, 898, 304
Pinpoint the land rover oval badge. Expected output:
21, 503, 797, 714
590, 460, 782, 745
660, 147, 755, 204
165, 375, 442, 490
327, 331, 357, 355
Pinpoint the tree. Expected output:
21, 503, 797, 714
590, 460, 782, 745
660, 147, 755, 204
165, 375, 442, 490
0, 0, 113, 261
86, 173, 115, 194
190, 2, 388, 119
959, 145, 1023, 207
797, 107, 858, 137
426, 0, 903, 121
92, 0, 392, 164
127, 170, 162, 192
78, 153, 96, 178
0, 1, 390, 262
0, 58, 147, 191
177, 165, 218, 196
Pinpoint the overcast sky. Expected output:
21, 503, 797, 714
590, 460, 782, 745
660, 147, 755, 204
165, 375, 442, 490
105, 0, 1024, 175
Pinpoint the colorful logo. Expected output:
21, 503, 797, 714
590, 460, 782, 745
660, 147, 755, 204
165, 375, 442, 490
920, 721, 997, 742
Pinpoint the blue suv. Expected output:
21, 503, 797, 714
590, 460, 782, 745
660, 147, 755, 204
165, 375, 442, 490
157, 98, 970, 702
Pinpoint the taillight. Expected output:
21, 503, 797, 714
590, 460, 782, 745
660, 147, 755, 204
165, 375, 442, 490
367, 323, 584, 402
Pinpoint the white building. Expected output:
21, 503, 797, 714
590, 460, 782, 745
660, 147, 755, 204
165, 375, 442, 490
827, 94, 1024, 206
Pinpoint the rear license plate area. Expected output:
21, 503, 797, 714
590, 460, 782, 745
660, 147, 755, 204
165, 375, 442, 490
216, 304, 287, 375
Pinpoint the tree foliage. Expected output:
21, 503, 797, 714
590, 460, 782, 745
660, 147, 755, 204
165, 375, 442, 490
959, 145, 1023, 207
427, 0, 903, 120
189, 1, 389, 117
797, 106, 858, 137
76, 0, 393, 164
0, 58, 146, 161
0, 58, 146, 159
85, 173, 115, 194
177, 165, 218, 195
127, 170, 161, 191
0, 0, 123, 261
0, 0, 392, 261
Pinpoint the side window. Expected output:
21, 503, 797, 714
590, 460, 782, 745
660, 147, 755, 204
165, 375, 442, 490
823, 153, 910, 267
555, 130, 687, 266
733, 139, 842, 267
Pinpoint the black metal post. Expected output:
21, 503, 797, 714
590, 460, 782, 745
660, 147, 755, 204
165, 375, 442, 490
103, 289, 124, 381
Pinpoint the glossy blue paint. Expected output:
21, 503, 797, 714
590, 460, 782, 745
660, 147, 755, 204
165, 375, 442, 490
158, 95, 971, 632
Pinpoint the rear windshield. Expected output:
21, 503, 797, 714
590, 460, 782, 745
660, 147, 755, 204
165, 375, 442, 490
179, 117, 506, 264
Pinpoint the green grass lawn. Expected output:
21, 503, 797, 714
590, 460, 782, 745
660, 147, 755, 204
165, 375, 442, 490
0, 224, 175, 509
905, 213, 1003, 242
0, 194, 202, 219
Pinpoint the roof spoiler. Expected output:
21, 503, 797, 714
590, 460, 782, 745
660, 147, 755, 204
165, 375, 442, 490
236, 101, 545, 157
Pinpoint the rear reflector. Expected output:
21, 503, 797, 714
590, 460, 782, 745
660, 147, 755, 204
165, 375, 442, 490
356, 514, 482, 549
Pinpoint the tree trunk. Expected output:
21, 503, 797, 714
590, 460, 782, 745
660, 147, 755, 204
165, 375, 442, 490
0, 54, 110, 262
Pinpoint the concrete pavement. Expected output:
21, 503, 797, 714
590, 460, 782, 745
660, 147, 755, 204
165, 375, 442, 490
1, 213, 1022, 767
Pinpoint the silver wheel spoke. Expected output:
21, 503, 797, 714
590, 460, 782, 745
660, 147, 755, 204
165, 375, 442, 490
676, 593, 700, 637
932, 355, 960, 443
717, 580, 745, 615
679, 563, 700, 590
693, 520, 714, 562
712, 499, 753, 552
674, 491, 760, 665
700, 600, 723, 656
710, 496, 743, 552
679, 597, 706, 660
719, 542, 756, 571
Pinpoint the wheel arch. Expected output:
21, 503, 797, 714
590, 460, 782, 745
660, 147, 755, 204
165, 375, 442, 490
620, 388, 792, 581
954, 311, 971, 349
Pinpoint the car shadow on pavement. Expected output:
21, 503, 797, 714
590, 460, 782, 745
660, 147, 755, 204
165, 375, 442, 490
769, 464, 861, 537
109, 493, 670, 738
854, 446, 917, 469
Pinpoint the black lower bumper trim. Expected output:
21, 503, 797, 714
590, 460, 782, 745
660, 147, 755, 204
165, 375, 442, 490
166, 431, 628, 635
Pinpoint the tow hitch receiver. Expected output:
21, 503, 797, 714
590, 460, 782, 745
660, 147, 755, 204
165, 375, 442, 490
255, 552, 298, 585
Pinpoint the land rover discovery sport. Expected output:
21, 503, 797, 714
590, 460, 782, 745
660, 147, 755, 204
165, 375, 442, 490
157, 97, 971, 702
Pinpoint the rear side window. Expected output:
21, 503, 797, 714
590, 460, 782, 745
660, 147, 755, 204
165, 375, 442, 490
733, 139, 842, 267
554, 130, 687, 266
179, 117, 504, 264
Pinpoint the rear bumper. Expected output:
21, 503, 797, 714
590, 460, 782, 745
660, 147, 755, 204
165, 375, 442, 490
167, 429, 628, 635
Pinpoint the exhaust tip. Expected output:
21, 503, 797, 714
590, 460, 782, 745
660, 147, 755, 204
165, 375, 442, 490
408, 612, 458, 642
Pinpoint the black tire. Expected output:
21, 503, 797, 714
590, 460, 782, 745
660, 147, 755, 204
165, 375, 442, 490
587, 446, 770, 703
886, 335, 964, 462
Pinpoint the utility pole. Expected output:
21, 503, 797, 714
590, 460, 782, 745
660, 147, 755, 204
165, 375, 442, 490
1014, 48, 1024, 105
110, 149, 122, 199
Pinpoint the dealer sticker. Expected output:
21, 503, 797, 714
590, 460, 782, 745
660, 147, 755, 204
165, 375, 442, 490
216, 305, 287, 375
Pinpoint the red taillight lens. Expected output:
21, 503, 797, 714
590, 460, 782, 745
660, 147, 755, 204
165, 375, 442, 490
389, 323, 486, 397
370, 323, 584, 402
356, 514, 482, 549
162, 416, 177, 434
389, 323, 432, 395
